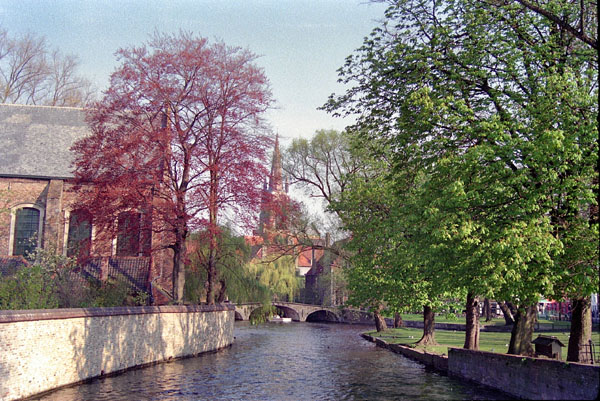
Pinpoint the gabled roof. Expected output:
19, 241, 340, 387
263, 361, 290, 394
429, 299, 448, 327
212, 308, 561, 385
532, 335, 565, 347
297, 247, 325, 267
0, 104, 90, 179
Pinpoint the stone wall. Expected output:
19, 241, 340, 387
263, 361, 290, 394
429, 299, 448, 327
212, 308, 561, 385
448, 348, 599, 400
0, 304, 235, 400
361, 334, 448, 372
362, 333, 599, 400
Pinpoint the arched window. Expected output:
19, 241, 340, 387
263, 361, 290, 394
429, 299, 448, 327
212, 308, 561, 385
67, 209, 92, 258
116, 211, 141, 256
11, 206, 42, 258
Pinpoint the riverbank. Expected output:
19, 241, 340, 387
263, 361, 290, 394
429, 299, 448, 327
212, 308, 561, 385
361, 333, 600, 400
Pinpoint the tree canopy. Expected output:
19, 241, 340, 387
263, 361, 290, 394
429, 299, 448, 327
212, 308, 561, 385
324, 0, 598, 354
72, 32, 273, 304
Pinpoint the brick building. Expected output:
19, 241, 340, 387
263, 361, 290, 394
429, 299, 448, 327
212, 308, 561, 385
0, 104, 173, 303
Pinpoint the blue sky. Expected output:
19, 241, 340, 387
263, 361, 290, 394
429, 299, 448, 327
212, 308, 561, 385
0, 0, 387, 142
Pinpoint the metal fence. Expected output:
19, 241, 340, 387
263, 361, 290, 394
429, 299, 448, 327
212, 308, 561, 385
80, 256, 150, 293
582, 340, 600, 364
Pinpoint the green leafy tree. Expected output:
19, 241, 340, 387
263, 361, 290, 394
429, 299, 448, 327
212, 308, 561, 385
185, 227, 272, 305
325, 0, 598, 355
247, 255, 301, 302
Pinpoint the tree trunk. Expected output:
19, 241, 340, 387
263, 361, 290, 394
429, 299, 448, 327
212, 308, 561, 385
567, 296, 592, 363
483, 298, 492, 322
172, 231, 186, 304
499, 301, 515, 325
508, 305, 537, 356
394, 312, 404, 328
374, 305, 387, 332
506, 301, 518, 316
206, 169, 219, 306
216, 279, 227, 303
464, 292, 480, 350
416, 305, 437, 346
205, 256, 216, 305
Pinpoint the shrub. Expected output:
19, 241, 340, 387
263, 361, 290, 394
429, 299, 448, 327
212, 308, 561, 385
0, 264, 58, 310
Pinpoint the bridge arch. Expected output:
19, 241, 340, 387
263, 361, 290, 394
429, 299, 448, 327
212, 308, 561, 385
233, 303, 262, 321
274, 305, 301, 321
306, 309, 341, 323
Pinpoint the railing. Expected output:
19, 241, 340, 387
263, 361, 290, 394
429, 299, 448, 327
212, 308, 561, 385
582, 340, 600, 365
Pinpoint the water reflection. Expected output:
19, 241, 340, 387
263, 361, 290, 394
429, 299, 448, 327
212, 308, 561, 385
36, 322, 509, 400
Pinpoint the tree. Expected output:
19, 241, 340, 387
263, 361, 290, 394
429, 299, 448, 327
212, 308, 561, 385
247, 255, 302, 302
325, 0, 597, 355
284, 129, 398, 330
483, 0, 598, 50
185, 227, 272, 304
72, 32, 273, 304
282, 129, 374, 247
284, 129, 374, 204
0, 28, 94, 106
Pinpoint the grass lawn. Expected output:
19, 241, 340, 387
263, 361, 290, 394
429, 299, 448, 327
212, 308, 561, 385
367, 327, 600, 361
399, 313, 573, 327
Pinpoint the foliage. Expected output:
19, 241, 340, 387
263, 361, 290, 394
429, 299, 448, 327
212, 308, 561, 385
88, 276, 132, 307
324, 0, 597, 353
247, 255, 302, 302
72, 31, 274, 304
283, 129, 375, 203
0, 246, 149, 309
0, 263, 58, 309
185, 227, 271, 304
248, 305, 278, 325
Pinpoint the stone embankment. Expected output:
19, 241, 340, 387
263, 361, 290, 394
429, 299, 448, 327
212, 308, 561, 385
361, 333, 599, 400
0, 304, 235, 400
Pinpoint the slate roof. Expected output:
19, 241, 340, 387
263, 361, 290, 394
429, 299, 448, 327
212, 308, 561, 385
0, 104, 90, 179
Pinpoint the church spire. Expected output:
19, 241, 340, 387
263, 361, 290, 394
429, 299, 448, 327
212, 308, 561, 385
268, 134, 283, 193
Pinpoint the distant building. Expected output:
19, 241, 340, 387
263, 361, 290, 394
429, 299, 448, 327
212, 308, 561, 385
244, 137, 347, 305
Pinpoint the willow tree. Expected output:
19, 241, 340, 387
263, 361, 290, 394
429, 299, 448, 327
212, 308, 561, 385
324, 0, 598, 355
73, 32, 273, 304
185, 227, 271, 305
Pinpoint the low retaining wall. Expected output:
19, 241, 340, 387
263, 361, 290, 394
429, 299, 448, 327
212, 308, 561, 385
0, 304, 235, 400
449, 348, 599, 400
362, 333, 600, 400
361, 334, 448, 372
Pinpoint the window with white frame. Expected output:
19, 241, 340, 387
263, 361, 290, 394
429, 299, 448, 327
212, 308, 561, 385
10, 206, 43, 258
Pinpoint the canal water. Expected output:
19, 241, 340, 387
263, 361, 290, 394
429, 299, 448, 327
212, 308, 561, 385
36, 322, 508, 400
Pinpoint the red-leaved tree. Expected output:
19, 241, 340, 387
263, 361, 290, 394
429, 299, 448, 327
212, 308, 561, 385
72, 32, 273, 304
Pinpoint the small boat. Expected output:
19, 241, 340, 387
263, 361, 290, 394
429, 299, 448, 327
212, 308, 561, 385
269, 315, 292, 323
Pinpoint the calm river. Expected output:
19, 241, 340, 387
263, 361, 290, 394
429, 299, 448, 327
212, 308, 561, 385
36, 322, 508, 400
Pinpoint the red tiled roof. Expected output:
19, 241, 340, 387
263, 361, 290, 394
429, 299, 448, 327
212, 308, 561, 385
297, 247, 325, 267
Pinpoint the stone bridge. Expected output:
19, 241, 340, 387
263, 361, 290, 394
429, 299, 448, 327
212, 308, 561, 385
234, 302, 373, 324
